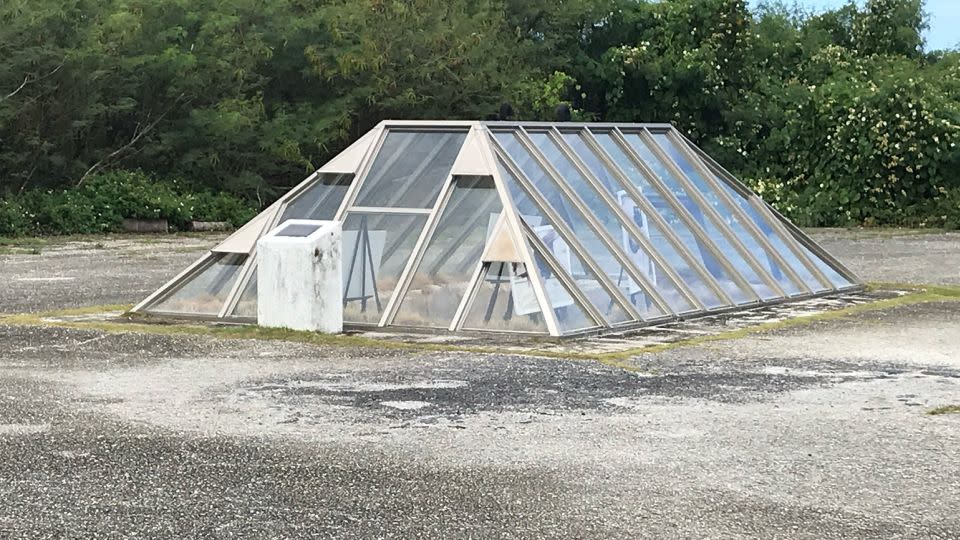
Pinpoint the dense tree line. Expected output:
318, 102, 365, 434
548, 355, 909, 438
1, 0, 958, 235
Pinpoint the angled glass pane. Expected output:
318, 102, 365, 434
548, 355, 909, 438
495, 154, 676, 319
796, 241, 855, 289
528, 241, 621, 332
602, 131, 772, 302
147, 253, 246, 315
554, 130, 725, 310
279, 173, 352, 222
703, 171, 829, 294
353, 130, 467, 208
342, 212, 428, 324
394, 176, 503, 328
644, 132, 802, 299
462, 262, 549, 334
231, 268, 257, 318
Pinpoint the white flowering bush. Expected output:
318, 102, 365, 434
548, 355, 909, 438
764, 49, 960, 227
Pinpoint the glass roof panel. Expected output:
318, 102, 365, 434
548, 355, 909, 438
528, 244, 607, 333
462, 262, 550, 334
279, 173, 352, 223
558, 131, 726, 310
231, 268, 257, 318
353, 130, 467, 208
342, 212, 428, 324
592, 131, 763, 304
393, 176, 503, 329
798, 242, 855, 289
147, 253, 246, 315
704, 172, 829, 294
644, 132, 800, 299
495, 155, 674, 319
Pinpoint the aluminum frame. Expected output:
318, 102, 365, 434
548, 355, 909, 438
679, 132, 860, 286
563, 127, 736, 308
491, 132, 669, 321
600, 128, 764, 304
379, 171, 460, 327
542, 127, 729, 309
515, 126, 696, 315
626, 128, 786, 300
657, 128, 813, 295
133, 119, 864, 338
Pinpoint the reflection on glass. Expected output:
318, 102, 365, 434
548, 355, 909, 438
552, 130, 725, 310
462, 262, 549, 334
644, 132, 802, 299
799, 242, 855, 289
602, 131, 772, 301
279, 173, 352, 223
493, 134, 687, 316
231, 268, 258, 318
148, 253, 246, 315
353, 130, 467, 208
394, 176, 503, 328
342, 212, 427, 324
528, 245, 614, 332
708, 174, 825, 294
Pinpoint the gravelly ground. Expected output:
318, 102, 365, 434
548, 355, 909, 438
0, 229, 958, 538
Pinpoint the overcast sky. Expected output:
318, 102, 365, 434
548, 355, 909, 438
751, 0, 959, 51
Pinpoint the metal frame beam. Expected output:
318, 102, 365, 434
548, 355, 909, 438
568, 128, 735, 308
469, 125, 562, 336
659, 128, 813, 295
600, 129, 763, 304
677, 131, 859, 287
449, 261, 486, 332
625, 128, 786, 299
522, 221, 607, 328
218, 251, 258, 319
131, 252, 216, 313
379, 172, 460, 326
492, 131, 664, 321
542, 127, 731, 309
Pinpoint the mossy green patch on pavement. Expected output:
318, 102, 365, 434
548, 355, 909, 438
927, 405, 960, 416
1, 284, 958, 367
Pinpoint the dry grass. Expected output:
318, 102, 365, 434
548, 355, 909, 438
927, 405, 960, 416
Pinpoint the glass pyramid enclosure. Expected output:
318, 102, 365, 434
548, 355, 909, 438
133, 121, 862, 337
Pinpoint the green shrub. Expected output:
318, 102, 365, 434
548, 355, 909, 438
188, 191, 258, 227
0, 198, 34, 236
0, 170, 258, 236
741, 48, 960, 229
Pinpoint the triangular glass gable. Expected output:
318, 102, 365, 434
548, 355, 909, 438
392, 175, 503, 329
142, 253, 247, 316
135, 121, 861, 337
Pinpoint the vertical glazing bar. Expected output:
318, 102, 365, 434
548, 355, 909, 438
512, 128, 673, 317
662, 128, 812, 294
334, 124, 387, 221
571, 128, 734, 307
522, 221, 607, 327
131, 253, 214, 313
678, 132, 846, 288
628, 128, 786, 298
379, 173, 459, 327
218, 253, 257, 319
450, 261, 486, 331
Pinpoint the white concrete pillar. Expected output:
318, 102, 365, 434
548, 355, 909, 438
257, 220, 343, 333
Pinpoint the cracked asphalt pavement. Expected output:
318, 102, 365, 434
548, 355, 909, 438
0, 230, 958, 538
